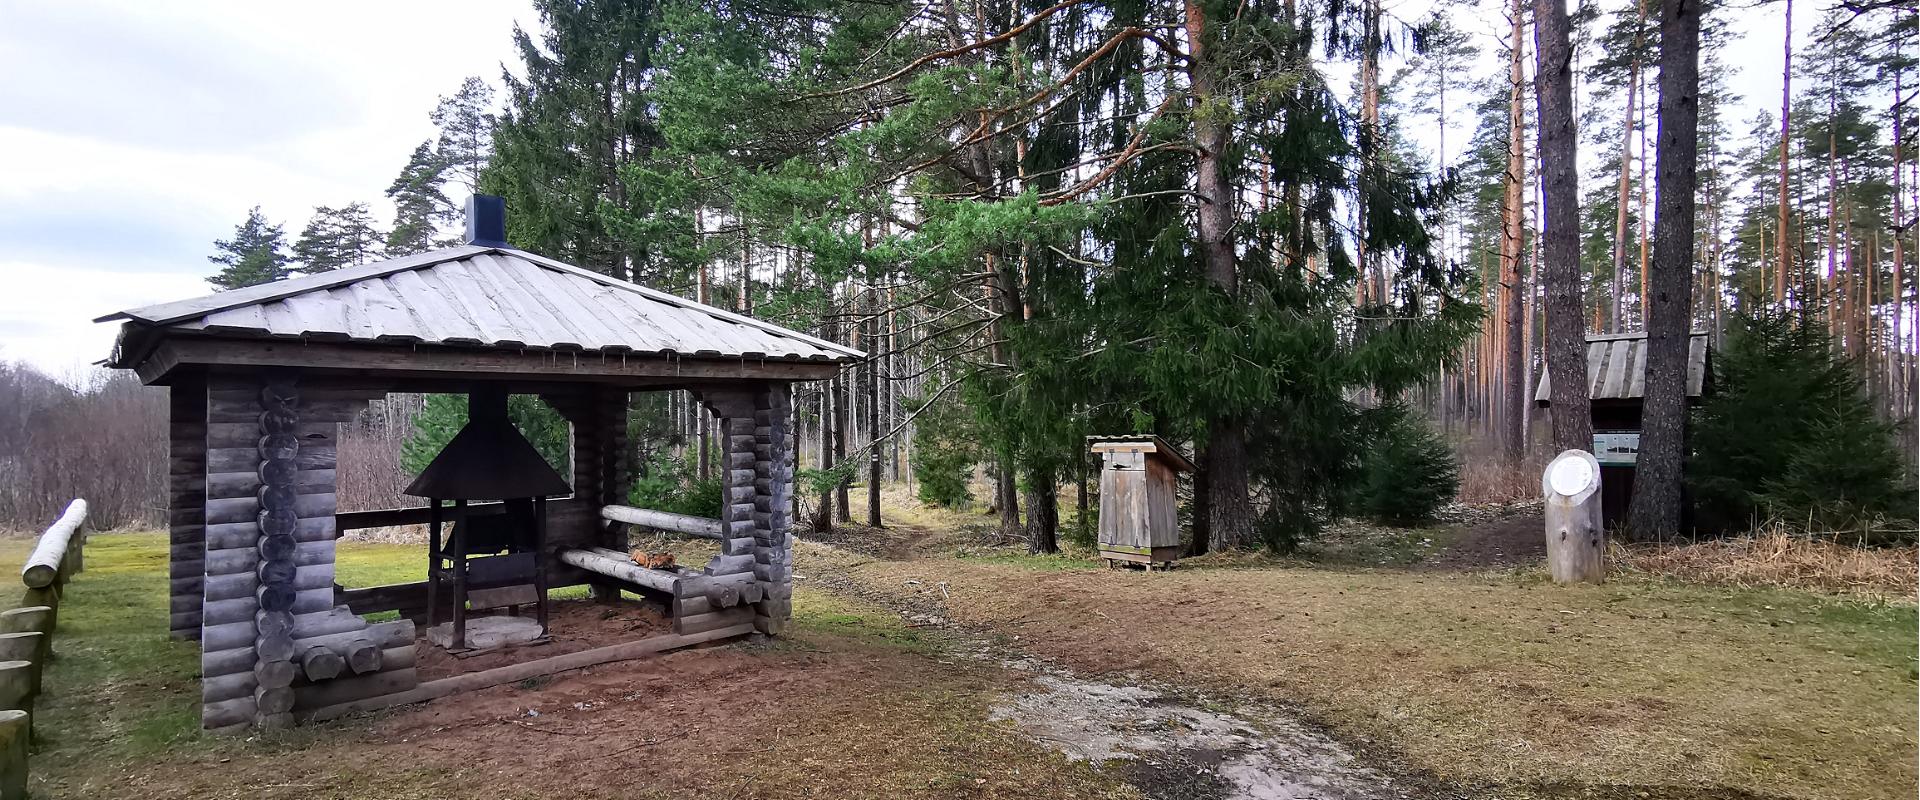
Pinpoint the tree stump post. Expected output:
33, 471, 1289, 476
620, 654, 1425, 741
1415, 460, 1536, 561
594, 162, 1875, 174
1543, 449, 1605, 583
0, 709, 26, 800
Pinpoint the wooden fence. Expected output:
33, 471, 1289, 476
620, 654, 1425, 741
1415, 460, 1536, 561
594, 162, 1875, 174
0, 499, 87, 799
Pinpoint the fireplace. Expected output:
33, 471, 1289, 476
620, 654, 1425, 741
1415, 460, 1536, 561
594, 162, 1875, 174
404, 388, 572, 651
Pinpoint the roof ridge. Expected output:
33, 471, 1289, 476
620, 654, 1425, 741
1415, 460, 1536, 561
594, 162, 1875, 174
96, 245, 493, 325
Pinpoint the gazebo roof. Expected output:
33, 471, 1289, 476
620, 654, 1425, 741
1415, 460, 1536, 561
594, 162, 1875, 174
100, 244, 862, 380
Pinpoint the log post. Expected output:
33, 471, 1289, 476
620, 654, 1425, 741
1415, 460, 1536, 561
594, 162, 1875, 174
169, 373, 208, 641
0, 709, 25, 800
0, 636, 42, 699
1543, 449, 1606, 583
0, 662, 32, 742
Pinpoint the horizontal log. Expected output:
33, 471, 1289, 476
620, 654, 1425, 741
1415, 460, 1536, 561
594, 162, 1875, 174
599, 505, 723, 539
201, 696, 255, 729
169, 611, 201, 633
206, 399, 368, 425
674, 608, 756, 636
170, 558, 205, 580
336, 581, 427, 616
294, 618, 413, 653
203, 565, 331, 601
702, 554, 755, 576
201, 588, 331, 625
347, 640, 388, 674
292, 667, 418, 712
203, 646, 256, 678
206, 470, 336, 502
204, 541, 334, 576
255, 684, 295, 715
203, 609, 364, 653
22, 499, 86, 589
205, 493, 337, 526
203, 670, 258, 703
300, 646, 344, 681
206, 421, 337, 449
204, 517, 333, 550
557, 549, 681, 594
299, 624, 754, 723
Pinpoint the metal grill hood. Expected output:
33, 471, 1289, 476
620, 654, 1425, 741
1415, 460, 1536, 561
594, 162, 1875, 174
403, 390, 571, 502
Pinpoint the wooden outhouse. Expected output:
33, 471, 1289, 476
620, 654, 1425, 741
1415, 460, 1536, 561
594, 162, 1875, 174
1089, 436, 1195, 569
1535, 331, 1712, 528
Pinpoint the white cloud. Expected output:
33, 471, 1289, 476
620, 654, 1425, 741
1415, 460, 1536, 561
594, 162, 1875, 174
0, 0, 534, 376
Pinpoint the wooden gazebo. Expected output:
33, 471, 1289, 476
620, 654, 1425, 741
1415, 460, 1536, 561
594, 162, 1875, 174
99, 197, 860, 732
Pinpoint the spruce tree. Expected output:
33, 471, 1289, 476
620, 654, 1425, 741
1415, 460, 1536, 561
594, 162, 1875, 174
207, 206, 292, 290
292, 202, 384, 273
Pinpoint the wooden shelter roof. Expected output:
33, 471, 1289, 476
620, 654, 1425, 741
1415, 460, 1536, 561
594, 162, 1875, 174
1534, 332, 1710, 405
99, 245, 863, 375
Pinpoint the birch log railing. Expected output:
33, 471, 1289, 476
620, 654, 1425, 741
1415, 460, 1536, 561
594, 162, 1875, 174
2, 499, 88, 799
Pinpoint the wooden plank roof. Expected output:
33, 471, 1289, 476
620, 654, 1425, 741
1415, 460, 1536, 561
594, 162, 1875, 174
1534, 332, 1710, 405
99, 246, 864, 367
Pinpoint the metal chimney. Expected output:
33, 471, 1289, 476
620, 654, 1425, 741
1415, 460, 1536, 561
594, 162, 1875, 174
465, 195, 508, 248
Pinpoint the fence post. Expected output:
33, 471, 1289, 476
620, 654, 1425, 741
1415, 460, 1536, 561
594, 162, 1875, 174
0, 709, 24, 800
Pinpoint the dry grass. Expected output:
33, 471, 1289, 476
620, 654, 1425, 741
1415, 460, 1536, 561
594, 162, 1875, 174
811, 542, 1919, 800
1615, 530, 1919, 604
1454, 444, 1549, 504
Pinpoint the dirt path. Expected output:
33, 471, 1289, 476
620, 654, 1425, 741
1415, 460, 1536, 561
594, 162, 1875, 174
801, 549, 1426, 800
1420, 511, 1546, 571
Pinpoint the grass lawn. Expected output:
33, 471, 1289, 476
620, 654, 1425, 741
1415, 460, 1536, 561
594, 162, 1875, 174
808, 540, 1919, 800
1, 532, 1136, 800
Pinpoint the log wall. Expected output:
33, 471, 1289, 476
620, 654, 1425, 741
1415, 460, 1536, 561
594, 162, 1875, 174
190, 372, 420, 732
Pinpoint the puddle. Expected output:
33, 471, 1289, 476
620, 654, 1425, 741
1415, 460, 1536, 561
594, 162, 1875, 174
991, 672, 1407, 799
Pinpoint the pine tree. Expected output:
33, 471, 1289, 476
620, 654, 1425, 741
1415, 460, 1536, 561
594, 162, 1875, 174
292, 202, 384, 273
386, 141, 451, 256
207, 206, 292, 290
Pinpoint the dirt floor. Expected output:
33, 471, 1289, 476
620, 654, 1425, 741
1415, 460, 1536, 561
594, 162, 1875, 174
414, 597, 672, 680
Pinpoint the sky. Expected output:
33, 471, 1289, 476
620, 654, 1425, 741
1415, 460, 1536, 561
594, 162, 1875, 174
0, 0, 1820, 380
0, 0, 535, 376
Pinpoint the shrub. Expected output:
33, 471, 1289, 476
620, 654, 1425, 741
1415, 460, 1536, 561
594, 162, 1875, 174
911, 446, 974, 508
902, 391, 980, 509
1344, 403, 1460, 526
1689, 312, 1915, 542
628, 455, 723, 520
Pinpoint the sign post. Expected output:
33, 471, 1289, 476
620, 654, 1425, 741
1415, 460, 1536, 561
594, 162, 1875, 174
1543, 449, 1605, 584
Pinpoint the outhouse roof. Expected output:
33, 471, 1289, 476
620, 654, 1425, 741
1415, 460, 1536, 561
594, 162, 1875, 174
99, 245, 864, 370
1088, 435, 1197, 472
1534, 331, 1710, 405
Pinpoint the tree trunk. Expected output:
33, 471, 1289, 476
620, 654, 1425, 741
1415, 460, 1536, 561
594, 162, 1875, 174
1187, 0, 1258, 549
996, 457, 1022, 540
1501, 0, 1528, 461
1534, 0, 1593, 455
1611, 0, 1648, 334
1775, 0, 1794, 303
1626, 0, 1701, 541
1025, 467, 1058, 554
1188, 448, 1211, 557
